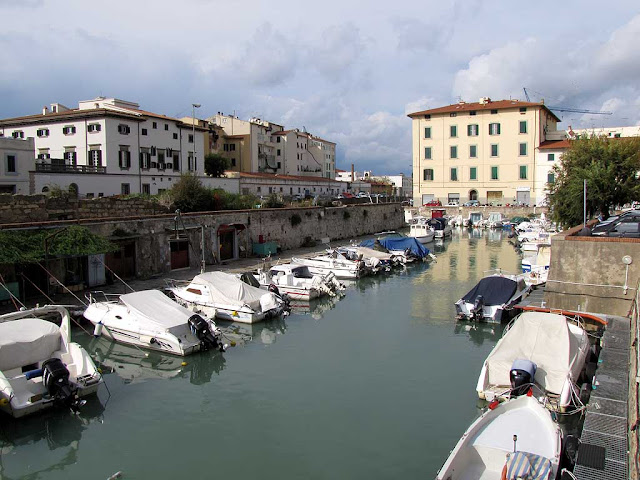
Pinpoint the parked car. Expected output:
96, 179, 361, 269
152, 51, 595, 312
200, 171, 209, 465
463, 200, 479, 207
423, 200, 442, 207
593, 211, 640, 237
447, 201, 459, 206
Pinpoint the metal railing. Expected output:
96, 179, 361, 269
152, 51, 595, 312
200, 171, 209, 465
630, 284, 640, 479
35, 163, 107, 174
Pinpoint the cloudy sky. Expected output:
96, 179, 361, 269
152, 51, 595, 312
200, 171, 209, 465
1, 0, 639, 175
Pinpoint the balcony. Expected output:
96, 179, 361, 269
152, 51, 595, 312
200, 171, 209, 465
35, 162, 107, 174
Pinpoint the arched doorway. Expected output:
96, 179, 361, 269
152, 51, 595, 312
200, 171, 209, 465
469, 190, 478, 201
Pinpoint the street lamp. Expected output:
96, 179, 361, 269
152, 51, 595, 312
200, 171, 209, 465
192, 103, 201, 171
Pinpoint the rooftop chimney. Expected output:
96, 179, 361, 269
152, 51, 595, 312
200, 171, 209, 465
42, 106, 48, 115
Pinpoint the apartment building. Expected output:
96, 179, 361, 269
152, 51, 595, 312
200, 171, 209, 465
408, 98, 561, 206
0, 97, 236, 197
209, 114, 336, 179
0, 136, 34, 194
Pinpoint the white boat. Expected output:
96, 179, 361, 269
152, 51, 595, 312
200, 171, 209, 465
291, 251, 365, 279
169, 271, 286, 324
522, 244, 551, 286
464, 211, 483, 227
429, 217, 452, 238
476, 311, 589, 411
408, 218, 435, 243
84, 289, 227, 355
252, 264, 345, 300
0, 305, 103, 418
487, 212, 505, 228
455, 273, 531, 323
436, 395, 561, 480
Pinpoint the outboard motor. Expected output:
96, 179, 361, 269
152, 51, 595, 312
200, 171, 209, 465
510, 359, 537, 397
471, 295, 484, 321
268, 283, 281, 296
188, 314, 225, 352
42, 358, 80, 411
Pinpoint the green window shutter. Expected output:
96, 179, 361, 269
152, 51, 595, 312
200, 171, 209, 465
520, 165, 527, 179
470, 167, 477, 180
491, 166, 498, 180
451, 168, 457, 181
425, 127, 431, 138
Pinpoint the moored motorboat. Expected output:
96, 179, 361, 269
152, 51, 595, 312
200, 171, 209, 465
408, 218, 435, 243
455, 273, 531, 323
252, 263, 345, 300
436, 395, 562, 480
428, 217, 452, 238
0, 305, 103, 418
84, 289, 227, 355
476, 311, 590, 411
291, 251, 365, 279
169, 271, 286, 324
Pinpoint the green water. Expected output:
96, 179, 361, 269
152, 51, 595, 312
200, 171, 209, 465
0, 229, 522, 479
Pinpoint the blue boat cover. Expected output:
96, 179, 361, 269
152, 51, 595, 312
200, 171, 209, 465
461, 276, 517, 305
428, 217, 447, 230
359, 237, 430, 258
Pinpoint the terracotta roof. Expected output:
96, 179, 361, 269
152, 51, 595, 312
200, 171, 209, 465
539, 139, 571, 150
225, 134, 246, 140
407, 99, 561, 122
239, 172, 339, 183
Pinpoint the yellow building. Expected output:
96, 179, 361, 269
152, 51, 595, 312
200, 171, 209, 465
408, 98, 561, 206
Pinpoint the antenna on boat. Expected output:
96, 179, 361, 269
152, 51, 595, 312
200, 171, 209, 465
513, 434, 518, 452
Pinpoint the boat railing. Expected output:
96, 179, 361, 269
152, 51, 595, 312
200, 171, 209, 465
483, 268, 518, 277
86, 290, 122, 304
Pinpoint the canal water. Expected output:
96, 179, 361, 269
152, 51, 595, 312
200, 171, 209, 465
0, 228, 523, 479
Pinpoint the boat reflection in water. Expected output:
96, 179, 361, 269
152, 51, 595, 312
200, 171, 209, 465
288, 293, 343, 320
0, 400, 105, 479
453, 320, 502, 346
89, 336, 226, 386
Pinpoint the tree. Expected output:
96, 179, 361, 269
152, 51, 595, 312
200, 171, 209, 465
170, 174, 215, 212
548, 135, 640, 228
204, 153, 229, 177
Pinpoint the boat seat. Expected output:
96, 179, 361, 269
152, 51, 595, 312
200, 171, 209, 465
505, 451, 552, 480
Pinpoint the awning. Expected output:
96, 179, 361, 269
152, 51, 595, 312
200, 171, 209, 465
217, 223, 246, 232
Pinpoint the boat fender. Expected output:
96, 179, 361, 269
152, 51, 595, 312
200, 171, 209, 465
0, 398, 8, 407
93, 321, 104, 337
149, 337, 156, 344
24, 368, 44, 380
488, 399, 500, 410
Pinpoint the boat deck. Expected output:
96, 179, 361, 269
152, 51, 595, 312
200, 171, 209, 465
574, 315, 629, 480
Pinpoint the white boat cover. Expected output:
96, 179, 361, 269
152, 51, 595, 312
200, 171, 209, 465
192, 272, 265, 310
0, 318, 61, 371
121, 290, 194, 329
351, 247, 393, 260
486, 312, 579, 394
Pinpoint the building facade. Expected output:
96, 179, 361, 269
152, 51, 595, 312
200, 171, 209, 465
409, 98, 561, 206
238, 172, 346, 198
0, 136, 34, 194
0, 97, 234, 197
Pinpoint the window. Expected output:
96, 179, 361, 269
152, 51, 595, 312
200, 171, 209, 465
424, 127, 431, 138
152, 122, 157, 129
37, 149, 50, 160
63, 126, 76, 135
63, 149, 77, 165
188, 152, 194, 171
158, 151, 165, 169
423, 169, 434, 181
548, 153, 555, 161
229, 144, 235, 151
450, 146, 458, 159
491, 144, 499, 157
469, 145, 477, 158
142, 184, 151, 195
88, 123, 101, 133
231, 158, 236, 167
450, 125, 457, 137
119, 147, 131, 169
519, 165, 527, 179
450, 167, 458, 181
89, 149, 102, 166
519, 143, 527, 156
519, 107, 527, 113
491, 166, 499, 180
424, 147, 432, 159
548, 172, 555, 184
173, 133, 178, 140
276, 136, 281, 143
121, 183, 130, 195
470, 167, 477, 180
449, 113, 457, 117
173, 154, 180, 171
223, 144, 229, 151
141, 128, 148, 136
467, 124, 478, 136
469, 111, 476, 116
6, 155, 16, 173
188, 134, 194, 143
164, 124, 169, 131
424, 114, 431, 119
519, 121, 527, 134
11, 131, 24, 139
37, 128, 49, 137
117, 124, 130, 135
489, 123, 501, 135
277, 149, 281, 156
491, 109, 498, 114
140, 149, 151, 169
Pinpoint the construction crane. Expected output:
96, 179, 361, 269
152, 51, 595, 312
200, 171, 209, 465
523, 87, 612, 115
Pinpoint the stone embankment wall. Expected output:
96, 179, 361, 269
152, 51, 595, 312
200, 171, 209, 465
0, 194, 170, 223
1, 203, 404, 278
545, 223, 640, 316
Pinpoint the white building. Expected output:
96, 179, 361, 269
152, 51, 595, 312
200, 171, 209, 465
0, 97, 237, 197
238, 172, 346, 198
381, 174, 412, 198
0, 136, 34, 194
